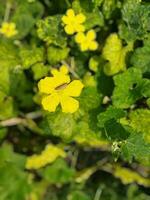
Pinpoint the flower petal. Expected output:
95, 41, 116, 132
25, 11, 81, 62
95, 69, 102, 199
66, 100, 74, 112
65, 25, 75, 35
75, 32, 85, 43
75, 24, 85, 33
63, 80, 84, 97
76, 13, 86, 23
38, 77, 55, 94
66, 9, 75, 18
80, 42, 89, 51
60, 65, 69, 75
51, 68, 59, 76
87, 29, 96, 40
62, 16, 70, 24
89, 41, 98, 50
42, 93, 60, 112
60, 96, 79, 113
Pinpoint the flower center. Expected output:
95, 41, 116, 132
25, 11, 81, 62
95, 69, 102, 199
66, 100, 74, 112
55, 83, 68, 91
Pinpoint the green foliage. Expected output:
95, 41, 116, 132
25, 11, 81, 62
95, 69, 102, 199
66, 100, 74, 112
121, 133, 150, 165
41, 158, 75, 184
121, 0, 150, 41
12, 1, 44, 39
128, 109, 150, 142
130, 38, 150, 74
102, 33, 133, 76
112, 68, 150, 108
0, 0, 150, 199
47, 46, 70, 65
37, 15, 67, 47
20, 47, 45, 69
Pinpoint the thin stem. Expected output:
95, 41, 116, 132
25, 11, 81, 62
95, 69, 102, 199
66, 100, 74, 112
4, 1, 12, 22
61, 60, 80, 79
65, 0, 71, 7
94, 186, 103, 200
0, 111, 42, 127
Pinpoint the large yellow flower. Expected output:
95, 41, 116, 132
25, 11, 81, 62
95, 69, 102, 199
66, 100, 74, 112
0, 22, 18, 38
75, 29, 98, 51
62, 9, 86, 35
38, 65, 84, 113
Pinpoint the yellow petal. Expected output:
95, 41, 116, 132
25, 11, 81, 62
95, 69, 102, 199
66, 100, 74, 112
65, 25, 75, 35
51, 67, 70, 88
87, 29, 96, 40
66, 9, 75, 18
76, 13, 86, 23
63, 80, 84, 97
41, 93, 60, 112
80, 42, 89, 51
60, 65, 69, 75
38, 77, 55, 94
60, 96, 79, 113
75, 32, 85, 43
62, 16, 70, 24
54, 74, 70, 88
51, 68, 59, 76
89, 41, 98, 50
75, 24, 85, 33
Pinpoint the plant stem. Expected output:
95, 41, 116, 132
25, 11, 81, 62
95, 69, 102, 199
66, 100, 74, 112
4, 1, 12, 22
65, 0, 71, 7
0, 111, 42, 127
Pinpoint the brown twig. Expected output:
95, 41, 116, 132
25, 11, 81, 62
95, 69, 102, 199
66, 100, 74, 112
0, 111, 42, 127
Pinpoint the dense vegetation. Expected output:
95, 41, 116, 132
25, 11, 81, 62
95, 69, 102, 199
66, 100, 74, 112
0, 0, 150, 199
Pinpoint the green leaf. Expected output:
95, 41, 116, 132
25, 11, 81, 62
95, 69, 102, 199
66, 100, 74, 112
0, 128, 7, 140
20, 47, 45, 69
102, 0, 121, 20
84, 9, 104, 30
97, 106, 126, 128
79, 87, 102, 111
0, 143, 26, 168
0, 92, 16, 120
121, 133, 150, 165
37, 15, 67, 47
0, 163, 31, 200
102, 33, 133, 76
128, 109, 150, 143
112, 68, 147, 108
47, 46, 70, 65
68, 191, 91, 200
12, 1, 44, 39
32, 63, 50, 80
130, 39, 150, 74
45, 110, 76, 141
121, 1, 150, 40
41, 158, 75, 184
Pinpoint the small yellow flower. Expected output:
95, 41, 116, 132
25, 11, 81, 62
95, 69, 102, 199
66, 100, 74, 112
38, 65, 84, 113
75, 29, 98, 51
62, 9, 86, 35
0, 22, 18, 38
26, 144, 66, 170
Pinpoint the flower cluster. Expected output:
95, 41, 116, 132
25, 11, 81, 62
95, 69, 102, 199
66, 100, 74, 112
62, 9, 98, 51
75, 30, 98, 51
26, 144, 66, 170
62, 9, 86, 35
38, 65, 84, 113
0, 22, 18, 38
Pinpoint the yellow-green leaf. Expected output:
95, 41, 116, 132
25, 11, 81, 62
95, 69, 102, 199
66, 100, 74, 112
102, 33, 133, 76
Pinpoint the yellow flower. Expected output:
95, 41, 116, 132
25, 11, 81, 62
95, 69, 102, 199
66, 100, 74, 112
62, 9, 86, 35
26, 144, 66, 170
75, 29, 98, 51
0, 22, 18, 38
38, 65, 84, 113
